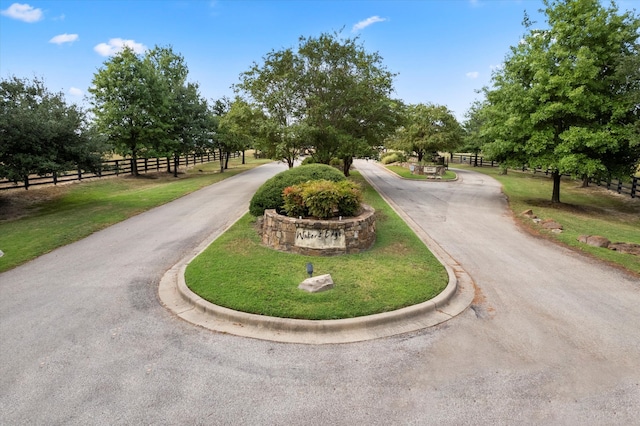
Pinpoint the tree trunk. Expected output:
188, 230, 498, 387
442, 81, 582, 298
131, 155, 139, 177
173, 154, 179, 178
551, 171, 561, 203
474, 153, 478, 167
242, 150, 245, 164
342, 156, 353, 177
417, 151, 424, 163
224, 151, 230, 169
218, 148, 224, 173
581, 175, 589, 188
286, 157, 294, 168
166, 156, 171, 174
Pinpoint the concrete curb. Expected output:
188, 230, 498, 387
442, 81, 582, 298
158, 165, 474, 344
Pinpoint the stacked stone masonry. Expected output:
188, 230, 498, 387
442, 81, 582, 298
262, 204, 376, 256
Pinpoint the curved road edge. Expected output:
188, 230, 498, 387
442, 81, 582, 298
158, 163, 474, 344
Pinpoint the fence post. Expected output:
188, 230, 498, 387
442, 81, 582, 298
144, 158, 148, 173
480, 157, 483, 167
115, 160, 119, 176
617, 179, 623, 194
156, 158, 160, 171
631, 177, 637, 198
53, 171, 58, 185
78, 167, 82, 181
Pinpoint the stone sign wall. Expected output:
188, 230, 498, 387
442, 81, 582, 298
407, 164, 446, 176
261, 205, 376, 256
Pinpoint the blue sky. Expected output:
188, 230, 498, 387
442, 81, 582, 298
1, 1, 637, 120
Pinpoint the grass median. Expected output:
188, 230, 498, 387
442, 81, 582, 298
185, 172, 449, 320
0, 157, 271, 273
454, 164, 640, 275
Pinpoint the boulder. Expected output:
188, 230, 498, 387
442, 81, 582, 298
541, 220, 563, 230
609, 242, 640, 256
298, 274, 334, 293
521, 209, 536, 219
577, 235, 611, 248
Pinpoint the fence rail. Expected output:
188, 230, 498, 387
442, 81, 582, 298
0, 151, 239, 191
448, 154, 637, 199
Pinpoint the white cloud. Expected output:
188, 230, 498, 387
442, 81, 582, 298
466, 71, 479, 79
69, 87, 83, 97
94, 38, 147, 56
352, 16, 386, 32
49, 33, 78, 45
1, 3, 43, 22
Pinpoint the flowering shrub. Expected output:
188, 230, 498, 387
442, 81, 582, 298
282, 180, 362, 219
249, 164, 345, 216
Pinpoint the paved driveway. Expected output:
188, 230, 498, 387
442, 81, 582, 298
1, 160, 638, 424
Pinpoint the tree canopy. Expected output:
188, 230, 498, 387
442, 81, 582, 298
389, 103, 462, 163
0, 76, 105, 187
89, 45, 209, 176
235, 31, 400, 175
482, 0, 640, 202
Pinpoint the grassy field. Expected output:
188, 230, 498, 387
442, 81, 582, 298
185, 172, 448, 320
454, 164, 640, 275
0, 157, 271, 272
386, 165, 457, 180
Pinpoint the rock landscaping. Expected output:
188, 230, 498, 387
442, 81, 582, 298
522, 210, 639, 257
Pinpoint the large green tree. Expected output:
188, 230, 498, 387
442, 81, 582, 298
218, 98, 260, 165
461, 100, 488, 167
482, 0, 640, 202
390, 103, 462, 163
0, 76, 105, 187
297, 33, 400, 175
235, 48, 306, 169
235, 32, 399, 175
90, 47, 158, 176
90, 45, 207, 176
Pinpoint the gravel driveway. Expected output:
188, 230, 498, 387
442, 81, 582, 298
1, 160, 638, 425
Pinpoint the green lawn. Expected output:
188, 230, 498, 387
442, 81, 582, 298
0, 157, 271, 272
185, 172, 449, 320
455, 164, 640, 275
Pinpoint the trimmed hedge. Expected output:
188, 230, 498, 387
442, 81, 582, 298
249, 164, 346, 216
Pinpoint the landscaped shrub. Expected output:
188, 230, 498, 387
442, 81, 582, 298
249, 164, 346, 216
282, 180, 362, 219
329, 157, 342, 167
300, 156, 316, 165
380, 152, 407, 164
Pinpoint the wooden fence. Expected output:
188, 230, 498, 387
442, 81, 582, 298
449, 154, 637, 199
0, 151, 239, 191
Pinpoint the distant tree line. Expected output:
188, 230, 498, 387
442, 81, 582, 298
2, 0, 638, 204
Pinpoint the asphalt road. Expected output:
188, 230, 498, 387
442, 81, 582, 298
1, 160, 639, 425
